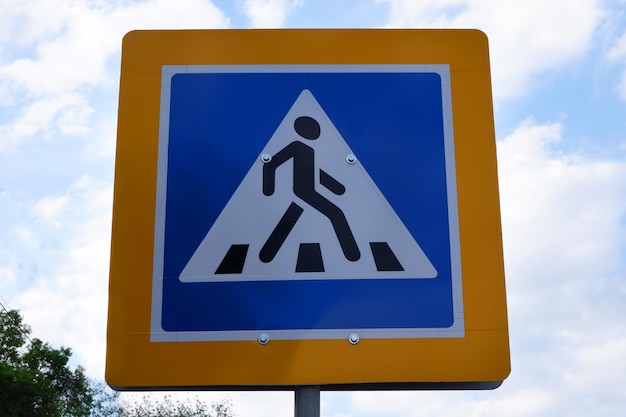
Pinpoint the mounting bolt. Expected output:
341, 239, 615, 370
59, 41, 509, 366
348, 333, 360, 345
346, 154, 357, 164
258, 334, 270, 345
261, 153, 272, 163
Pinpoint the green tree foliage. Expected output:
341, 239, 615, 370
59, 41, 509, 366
119, 395, 234, 417
89, 387, 235, 417
89, 381, 123, 417
0, 308, 95, 416
1, 308, 235, 417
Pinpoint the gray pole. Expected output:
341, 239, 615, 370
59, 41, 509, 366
295, 386, 321, 417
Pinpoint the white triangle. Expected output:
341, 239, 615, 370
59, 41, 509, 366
179, 89, 437, 282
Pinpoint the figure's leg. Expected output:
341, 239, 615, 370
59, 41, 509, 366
260, 202, 304, 263
305, 193, 360, 261
325, 204, 360, 261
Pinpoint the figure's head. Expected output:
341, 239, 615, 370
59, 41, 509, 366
294, 116, 320, 140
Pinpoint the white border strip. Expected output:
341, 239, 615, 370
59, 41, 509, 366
151, 64, 463, 342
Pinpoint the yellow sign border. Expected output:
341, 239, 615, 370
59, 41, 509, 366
106, 29, 509, 389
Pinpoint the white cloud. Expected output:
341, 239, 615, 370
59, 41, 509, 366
497, 118, 626, 296
325, 386, 555, 417
0, 266, 17, 287
377, 0, 604, 99
607, 30, 626, 101
10, 175, 113, 375
33, 194, 70, 226
10, 226, 38, 248
0, 0, 68, 47
565, 336, 626, 394
497, 120, 626, 367
3, 0, 229, 88
607, 32, 626, 61
495, 117, 626, 415
0, 93, 93, 149
241, 0, 303, 28
0, 0, 230, 150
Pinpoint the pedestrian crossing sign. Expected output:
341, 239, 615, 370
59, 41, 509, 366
107, 29, 510, 390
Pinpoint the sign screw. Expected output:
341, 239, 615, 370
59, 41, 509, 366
348, 333, 360, 345
258, 334, 270, 345
261, 153, 272, 163
346, 154, 357, 164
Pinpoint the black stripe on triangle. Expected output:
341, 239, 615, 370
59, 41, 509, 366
369, 242, 404, 272
215, 244, 249, 274
296, 243, 325, 272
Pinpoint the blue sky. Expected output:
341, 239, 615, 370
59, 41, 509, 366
1, 0, 626, 416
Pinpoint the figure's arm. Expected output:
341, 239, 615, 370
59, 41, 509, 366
262, 159, 277, 196
262, 142, 300, 196
319, 169, 345, 195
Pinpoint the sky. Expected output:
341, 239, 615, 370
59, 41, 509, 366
1, 0, 626, 416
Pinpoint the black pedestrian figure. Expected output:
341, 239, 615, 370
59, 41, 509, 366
259, 116, 361, 264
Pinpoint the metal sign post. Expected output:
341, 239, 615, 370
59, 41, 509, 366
295, 386, 320, 417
